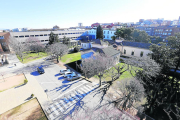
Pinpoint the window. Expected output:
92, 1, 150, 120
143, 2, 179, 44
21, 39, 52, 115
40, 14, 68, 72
104, 35, 105, 38
45, 40, 49, 41
124, 49, 126, 54
108, 31, 109, 34
48, 34, 50, 36
35, 35, 39, 37
68, 33, 71, 34
104, 31, 105, 34
30, 35, 34, 37
131, 51, 134, 56
40, 34, 43, 36
107, 35, 109, 38
59, 33, 61, 35
14, 36, 18, 38
62, 33, 64, 35
25, 35, 29, 37
41, 40, 44, 42
0, 36, 4, 39
65, 33, 67, 35
44, 34, 47, 36
140, 51, 143, 57
19, 36, 24, 38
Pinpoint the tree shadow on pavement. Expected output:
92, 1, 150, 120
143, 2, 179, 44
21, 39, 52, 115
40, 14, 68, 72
49, 80, 79, 93
59, 88, 99, 120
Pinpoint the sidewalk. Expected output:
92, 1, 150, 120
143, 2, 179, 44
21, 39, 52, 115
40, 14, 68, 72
0, 73, 49, 114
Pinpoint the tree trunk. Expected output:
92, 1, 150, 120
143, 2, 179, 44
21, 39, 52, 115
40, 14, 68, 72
57, 55, 59, 63
98, 74, 102, 87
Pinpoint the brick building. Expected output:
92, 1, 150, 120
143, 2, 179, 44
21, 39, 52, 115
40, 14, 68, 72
0, 32, 10, 52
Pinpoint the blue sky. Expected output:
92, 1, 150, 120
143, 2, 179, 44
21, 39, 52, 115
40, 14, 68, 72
0, 0, 180, 29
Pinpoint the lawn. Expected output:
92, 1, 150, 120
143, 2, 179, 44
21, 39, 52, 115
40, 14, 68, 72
94, 63, 139, 81
17, 52, 48, 63
0, 98, 47, 120
0, 74, 25, 92
61, 52, 81, 64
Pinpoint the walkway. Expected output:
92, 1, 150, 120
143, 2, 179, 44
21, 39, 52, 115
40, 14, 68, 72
0, 73, 49, 114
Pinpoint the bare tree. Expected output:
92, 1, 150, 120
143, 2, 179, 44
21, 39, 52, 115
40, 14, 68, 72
114, 79, 145, 111
8, 37, 27, 62
26, 37, 44, 55
80, 54, 114, 87
65, 105, 132, 120
47, 42, 68, 63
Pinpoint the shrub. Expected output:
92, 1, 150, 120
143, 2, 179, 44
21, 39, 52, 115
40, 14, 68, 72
24, 79, 28, 84
31, 94, 34, 98
120, 58, 124, 63
74, 47, 80, 53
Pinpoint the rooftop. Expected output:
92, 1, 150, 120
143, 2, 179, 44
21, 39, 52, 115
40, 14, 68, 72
101, 46, 120, 57
121, 41, 151, 49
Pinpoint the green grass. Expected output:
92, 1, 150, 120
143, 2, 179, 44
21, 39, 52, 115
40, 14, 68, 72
94, 63, 140, 81
17, 52, 48, 63
61, 52, 81, 64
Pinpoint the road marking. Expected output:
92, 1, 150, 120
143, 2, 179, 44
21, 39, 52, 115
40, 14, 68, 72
53, 82, 86, 101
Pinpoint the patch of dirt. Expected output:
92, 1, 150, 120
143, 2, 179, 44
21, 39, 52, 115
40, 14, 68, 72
0, 98, 47, 120
54, 59, 67, 69
27, 56, 39, 60
0, 74, 25, 91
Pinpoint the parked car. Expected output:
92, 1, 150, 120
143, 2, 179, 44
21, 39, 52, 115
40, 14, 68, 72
63, 71, 75, 78
37, 67, 45, 74
67, 74, 81, 81
60, 69, 70, 74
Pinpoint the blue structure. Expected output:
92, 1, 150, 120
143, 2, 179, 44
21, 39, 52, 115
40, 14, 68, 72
81, 52, 94, 59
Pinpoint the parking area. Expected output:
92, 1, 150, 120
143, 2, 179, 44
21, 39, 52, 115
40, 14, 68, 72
31, 64, 89, 100
30, 64, 99, 119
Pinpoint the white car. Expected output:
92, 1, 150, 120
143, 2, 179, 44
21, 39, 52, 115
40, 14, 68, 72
63, 71, 74, 78
60, 69, 70, 74
67, 74, 81, 81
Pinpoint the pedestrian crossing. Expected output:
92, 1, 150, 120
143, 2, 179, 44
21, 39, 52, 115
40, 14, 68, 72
46, 84, 95, 120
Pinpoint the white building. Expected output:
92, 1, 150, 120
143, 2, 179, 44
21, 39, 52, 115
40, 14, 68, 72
172, 20, 178, 26
10, 29, 87, 45
78, 23, 83, 27
116, 41, 151, 57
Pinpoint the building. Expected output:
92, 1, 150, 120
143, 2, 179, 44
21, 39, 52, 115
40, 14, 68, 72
78, 23, 83, 27
87, 28, 116, 40
81, 41, 92, 50
10, 29, 88, 45
0, 32, 10, 52
12, 28, 29, 32
53, 25, 60, 31
118, 41, 151, 57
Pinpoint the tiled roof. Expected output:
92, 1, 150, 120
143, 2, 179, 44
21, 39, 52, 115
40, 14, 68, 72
101, 46, 120, 57
121, 41, 151, 49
